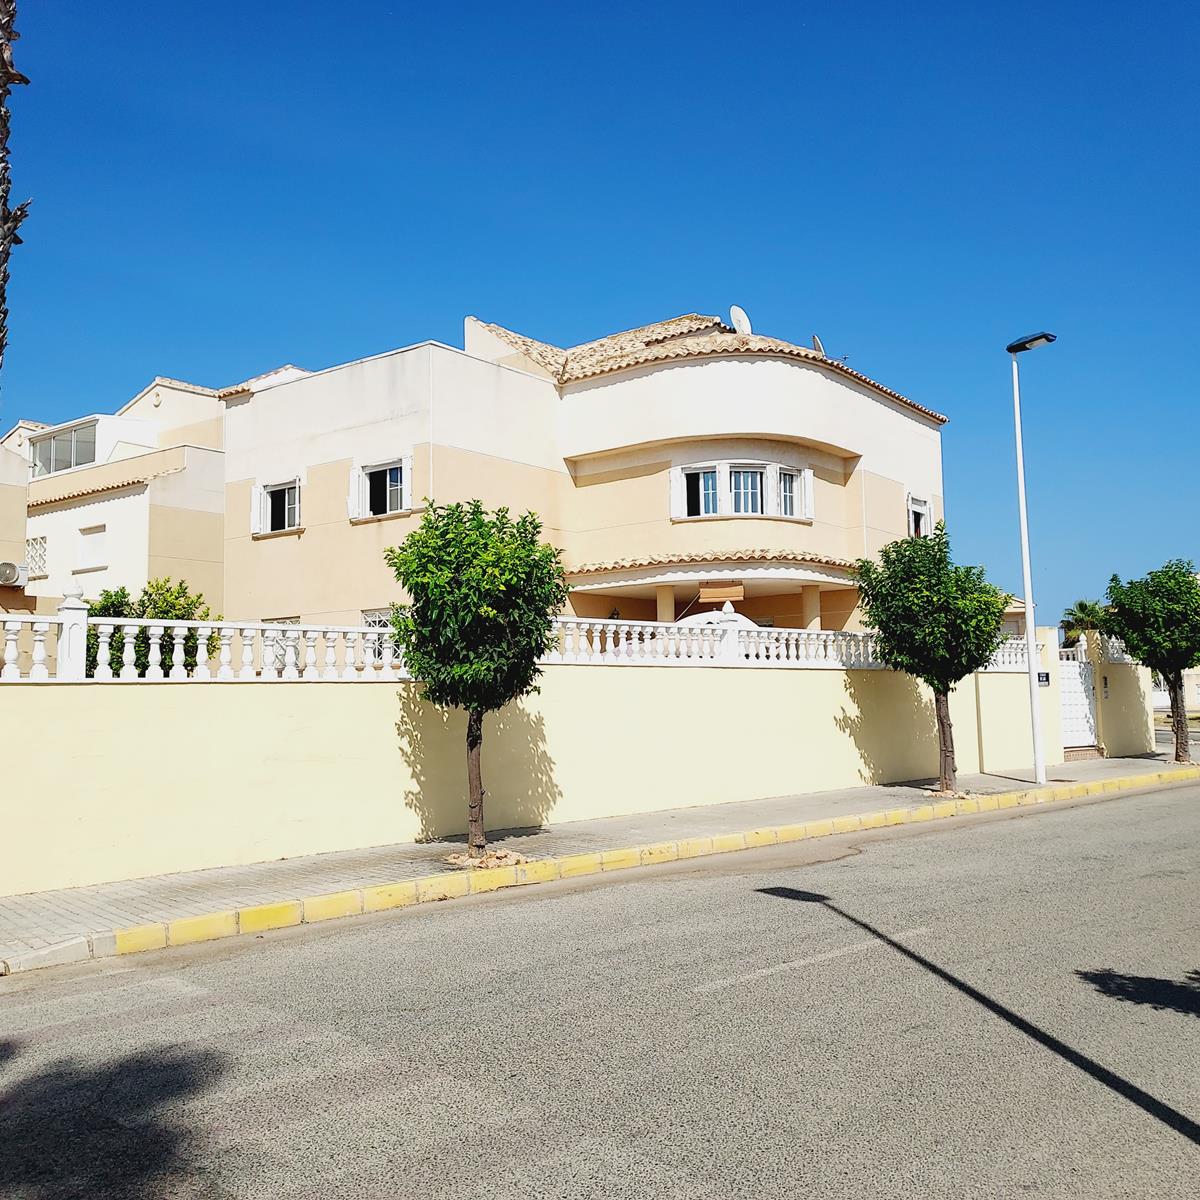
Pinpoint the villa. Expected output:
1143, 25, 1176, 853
222, 308, 945, 628
0, 307, 947, 631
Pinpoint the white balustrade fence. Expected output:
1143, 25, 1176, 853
0, 594, 1038, 682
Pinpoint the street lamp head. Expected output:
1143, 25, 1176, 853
1006, 331, 1057, 354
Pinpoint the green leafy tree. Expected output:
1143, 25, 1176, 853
1060, 598, 1107, 648
385, 501, 568, 856
87, 578, 218, 676
854, 523, 1010, 792
1104, 560, 1200, 764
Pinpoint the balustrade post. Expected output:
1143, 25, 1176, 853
322, 633, 339, 680
169, 624, 188, 680
194, 626, 213, 681
340, 632, 359, 680
217, 627, 235, 680
239, 628, 257, 680
145, 625, 165, 680
282, 629, 300, 680
56, 587, 89, 681
119, 624, 139, 680
1, 619, 20, 680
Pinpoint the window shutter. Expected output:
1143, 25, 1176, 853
905, 492, 914, 536
801, 468, 815, 519
347, 467, 362, 520
250, 485, 263, 535
402, 456, 413, 510
293, 476, 302, 527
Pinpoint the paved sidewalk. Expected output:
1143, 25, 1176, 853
0, 754, 1181, 963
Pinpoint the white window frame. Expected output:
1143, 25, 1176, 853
349, 455, 413, 521
729, 464, 766, 515
678, 463, 720, 518
907, 494, 931, 537
29, 421, 98, 478
671, 459, 814, 521
257, 479, 301, 534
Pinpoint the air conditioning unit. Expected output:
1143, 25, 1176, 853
0, 561, 28, 588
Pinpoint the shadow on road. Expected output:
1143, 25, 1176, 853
0, 1039, 225, 1198
757, 886, 1200, 1146
1076, 967, 1200, 1018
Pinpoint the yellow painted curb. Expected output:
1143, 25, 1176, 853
600, 847, 641, 872
516, 859, 560, 885
240, 900, 303, 934
558, 851, 604, 878
415, 874, 470, 903
169, 911, 237, 947
362, 880, 419, 912
93, 766, 1189, 972
303, 890, 363, 923
114, 922, 167, 955
469, 866, 518, 894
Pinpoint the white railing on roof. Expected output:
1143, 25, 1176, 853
0, 592, 1040, 681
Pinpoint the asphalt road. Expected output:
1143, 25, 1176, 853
2, 786, 1198, 1199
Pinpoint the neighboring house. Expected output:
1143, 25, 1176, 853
0, 444, 29, 612
223, 309, 946, 628
0, 368, 304, 610
1002, 598, 1027, 638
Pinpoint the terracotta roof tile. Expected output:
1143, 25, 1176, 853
476, 313, 947, 424
568, 548, 855, 577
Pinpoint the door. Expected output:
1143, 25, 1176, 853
1059, 657, 1098, 747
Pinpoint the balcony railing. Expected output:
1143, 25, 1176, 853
0, 596, 1043, 682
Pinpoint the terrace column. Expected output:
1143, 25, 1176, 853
655, 585, 675, 623
801, 586, 822, 631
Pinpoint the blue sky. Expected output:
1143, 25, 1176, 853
3, 2, 1196, 622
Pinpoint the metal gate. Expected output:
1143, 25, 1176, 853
1059, 649, 1098, 747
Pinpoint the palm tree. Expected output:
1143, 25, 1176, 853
1060, 598, 1107, 648
0, 1, 29, 376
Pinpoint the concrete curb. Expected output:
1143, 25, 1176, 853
4, 766, 1198, 976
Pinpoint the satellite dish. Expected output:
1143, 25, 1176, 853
729, 305, 752, 335
811, 334, 826, 357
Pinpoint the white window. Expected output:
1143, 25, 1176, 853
25, 536, 47, 578
907, 496, 931, 537
347, 457, 412, 521
780, 471, 796, 517
365, 462, 406, 517
75, 524, 107, 573
265, 481, 300, 532
683, 468, 719, 517
30, 423, 97, 477
673, 460, 814, 520
730, 468, 764, 515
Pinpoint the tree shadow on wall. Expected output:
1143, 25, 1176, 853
834, 669, 939, 786
0, 1039, 225, 1198
396, 685, 562, 842
1076, 967, 1200, 1018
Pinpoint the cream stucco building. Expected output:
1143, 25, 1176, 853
222, 310, 946, 628
0, 370, 304, 613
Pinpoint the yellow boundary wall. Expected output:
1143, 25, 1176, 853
0, 648, 1153, 897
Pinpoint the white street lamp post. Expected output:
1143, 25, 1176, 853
1006, 331, 1056, 787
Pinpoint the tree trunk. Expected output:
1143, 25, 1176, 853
1167, 671, 1191, 765
934, 688, 957, 793
0, 2, 31, 377
465, 707, 487, 857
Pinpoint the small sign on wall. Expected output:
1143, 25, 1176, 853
1037, 671, 1050, 687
